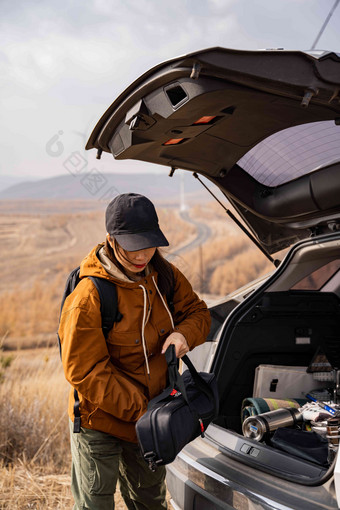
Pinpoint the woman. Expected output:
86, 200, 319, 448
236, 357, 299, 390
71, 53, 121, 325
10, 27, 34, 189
58, 193, 211, 510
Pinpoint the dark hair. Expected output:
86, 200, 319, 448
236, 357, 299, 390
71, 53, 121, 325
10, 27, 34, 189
105, 239, 173, 297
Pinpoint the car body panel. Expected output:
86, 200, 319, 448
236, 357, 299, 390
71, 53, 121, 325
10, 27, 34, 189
166, 435, 338, 510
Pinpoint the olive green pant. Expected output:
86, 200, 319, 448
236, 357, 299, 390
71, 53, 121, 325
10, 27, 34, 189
69, 420, 167, 510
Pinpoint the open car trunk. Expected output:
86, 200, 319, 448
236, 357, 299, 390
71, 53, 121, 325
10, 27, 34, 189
208, 231, 340, 485
86, 47, 340, 256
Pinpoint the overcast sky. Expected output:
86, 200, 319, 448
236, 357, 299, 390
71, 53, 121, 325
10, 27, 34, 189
1, 0, 339, 180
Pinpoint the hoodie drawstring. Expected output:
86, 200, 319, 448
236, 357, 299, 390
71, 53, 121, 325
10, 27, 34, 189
138, 284, 151, 376
138, 276, 174, 377
152, 276, 174, 330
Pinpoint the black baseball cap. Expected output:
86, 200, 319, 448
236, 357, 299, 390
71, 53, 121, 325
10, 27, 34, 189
105, 193, 169, 251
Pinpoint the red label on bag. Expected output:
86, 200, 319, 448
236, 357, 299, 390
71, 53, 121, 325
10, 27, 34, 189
199, 418, 205, 437
170, 389, 178, 396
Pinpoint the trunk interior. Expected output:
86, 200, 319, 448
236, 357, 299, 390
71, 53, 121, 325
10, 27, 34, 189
209, 233, 340, 483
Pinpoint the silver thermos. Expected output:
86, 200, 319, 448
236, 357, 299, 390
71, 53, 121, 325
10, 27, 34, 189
242, 407, 303, 441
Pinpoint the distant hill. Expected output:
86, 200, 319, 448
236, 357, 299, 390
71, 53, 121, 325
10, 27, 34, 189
0, 175, 38, 193
0, 172, 207, 204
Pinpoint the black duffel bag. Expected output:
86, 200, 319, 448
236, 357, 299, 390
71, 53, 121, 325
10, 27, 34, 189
136, 344, 219, 471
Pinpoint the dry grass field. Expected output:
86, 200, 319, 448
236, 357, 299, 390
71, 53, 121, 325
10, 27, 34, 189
0, 348, 72, 509
171, 201, 273, 295
0, 198, 275, 508
0, 347, 138, 509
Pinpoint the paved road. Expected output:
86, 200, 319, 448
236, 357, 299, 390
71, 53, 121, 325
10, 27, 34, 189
167, 210, 212, 261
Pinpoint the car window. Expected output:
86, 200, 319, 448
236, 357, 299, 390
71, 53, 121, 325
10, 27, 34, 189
237, 120, 340, 187
291, 259, 340, 291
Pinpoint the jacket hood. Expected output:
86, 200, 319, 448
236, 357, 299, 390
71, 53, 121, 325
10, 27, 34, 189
79, 244, 153, 287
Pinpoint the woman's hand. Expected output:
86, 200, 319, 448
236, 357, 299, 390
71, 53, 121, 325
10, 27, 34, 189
161, 331, 189, 358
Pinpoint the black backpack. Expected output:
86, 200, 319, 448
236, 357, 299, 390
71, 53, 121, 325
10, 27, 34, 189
57, 265, 175, 433
57, 266, 123, 355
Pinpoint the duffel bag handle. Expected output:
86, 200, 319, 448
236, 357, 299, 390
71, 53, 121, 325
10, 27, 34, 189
165, 345, 216, 412
165, 345, 190, 404
182, 353, 216, 414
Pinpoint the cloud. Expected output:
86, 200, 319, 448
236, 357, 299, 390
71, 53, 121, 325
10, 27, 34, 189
1, 0, 339, 178
1, 0, 247, 104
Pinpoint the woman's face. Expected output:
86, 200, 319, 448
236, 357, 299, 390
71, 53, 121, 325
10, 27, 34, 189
112, 239, 156, 274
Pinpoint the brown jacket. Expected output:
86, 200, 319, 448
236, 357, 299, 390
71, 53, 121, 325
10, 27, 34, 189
59, 244, 211, 442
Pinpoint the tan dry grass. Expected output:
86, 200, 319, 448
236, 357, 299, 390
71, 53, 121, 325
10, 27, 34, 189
172, 224, 273, 295
209, 247, 273, 295
0, 463, 73, 510
0, 346, 71, 509
158, 208, 196, 248
0, 348, 70, 468
0, 206, 196, 341
0, 276, 64, 339
0, 463, 168, 510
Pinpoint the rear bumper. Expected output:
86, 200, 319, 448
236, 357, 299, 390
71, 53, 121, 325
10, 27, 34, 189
166, 438, 338, 510
166, 450, 290, 510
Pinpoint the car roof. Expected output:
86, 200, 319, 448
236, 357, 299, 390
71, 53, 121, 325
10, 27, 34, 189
86, 47, 340, 254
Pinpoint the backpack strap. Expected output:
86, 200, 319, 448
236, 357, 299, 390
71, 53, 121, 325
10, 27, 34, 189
73, 388, 81, 434
72, 276, 122, 433
88, 276, 122, 338
57, 266, 81, 359
59, 266, 81, 317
